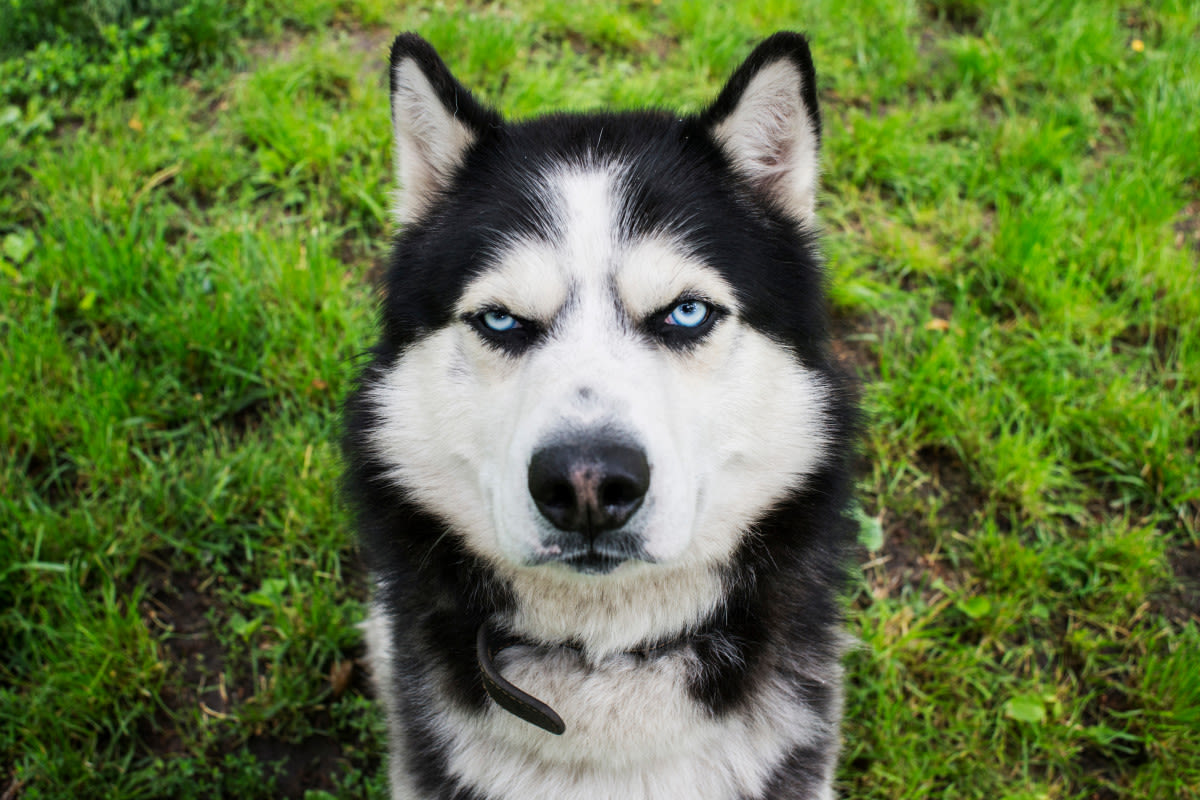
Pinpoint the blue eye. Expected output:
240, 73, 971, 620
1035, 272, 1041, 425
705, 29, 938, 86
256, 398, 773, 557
469, 307, 539, 354
481, 310, 519, 332
665, 300, 710, 328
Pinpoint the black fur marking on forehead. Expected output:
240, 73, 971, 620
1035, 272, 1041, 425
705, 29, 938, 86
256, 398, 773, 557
378, 109, 830, 368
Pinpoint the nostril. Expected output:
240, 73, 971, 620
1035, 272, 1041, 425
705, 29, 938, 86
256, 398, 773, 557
600, 476, 640, 508
599, 446, 650, 512
543, 480, 576, 510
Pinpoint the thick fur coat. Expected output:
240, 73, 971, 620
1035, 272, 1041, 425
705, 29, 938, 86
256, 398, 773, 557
342, 31, 858, 800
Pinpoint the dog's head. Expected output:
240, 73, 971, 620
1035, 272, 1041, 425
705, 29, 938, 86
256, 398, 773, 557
354, 33, 840, 642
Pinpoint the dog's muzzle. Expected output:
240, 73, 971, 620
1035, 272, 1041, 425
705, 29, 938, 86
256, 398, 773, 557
527, 437, 650, 573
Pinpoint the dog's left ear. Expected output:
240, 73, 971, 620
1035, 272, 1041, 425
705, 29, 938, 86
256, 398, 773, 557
389, 33, 501, 226
701, 33, 822, 223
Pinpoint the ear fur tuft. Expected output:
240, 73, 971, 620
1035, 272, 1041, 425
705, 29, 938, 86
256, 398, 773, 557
388, 34, 501, 225
701, 32, 822, 223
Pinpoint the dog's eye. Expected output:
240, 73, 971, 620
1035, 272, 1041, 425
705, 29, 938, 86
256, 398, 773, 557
665, 300, 710, 328
481, 310, 520, 332
648, 297, 723, 347
468, 308, 539, 354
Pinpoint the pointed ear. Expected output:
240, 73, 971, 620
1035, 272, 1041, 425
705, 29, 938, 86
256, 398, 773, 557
701, 33, 822, 223
388, 34, 501, 225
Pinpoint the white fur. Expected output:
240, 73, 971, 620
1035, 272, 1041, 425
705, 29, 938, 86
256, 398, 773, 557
500, 560, 727, 658
367, 165, 833, 656
456, 239, 569, 327
613, 237, 739, 318
712, 60, 821, 221
390, 59, 478, 225
437, 640, 838, 800
365, 606, 839, 800
362, 602, 424, 800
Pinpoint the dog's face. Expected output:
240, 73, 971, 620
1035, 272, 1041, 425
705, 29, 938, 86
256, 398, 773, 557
364, 35, 833, 596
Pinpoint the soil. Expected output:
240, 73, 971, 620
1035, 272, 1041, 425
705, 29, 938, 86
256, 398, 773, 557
135, 554, 233, 754
247, 723, 348, 797
1174, 201, 1200, 255
1159, 541, 1200, 627
831, 310, 884, 381
131, 554, 373, 797
864, 442, 985, 603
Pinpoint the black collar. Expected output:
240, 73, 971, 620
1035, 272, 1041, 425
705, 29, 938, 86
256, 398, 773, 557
475, 623, 685, 735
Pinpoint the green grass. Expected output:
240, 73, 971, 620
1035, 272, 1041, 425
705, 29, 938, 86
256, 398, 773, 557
2, 0, 1198, 797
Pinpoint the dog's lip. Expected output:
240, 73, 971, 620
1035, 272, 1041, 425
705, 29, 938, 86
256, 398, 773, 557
529, 538, 653, 574
560, 551, 626, 575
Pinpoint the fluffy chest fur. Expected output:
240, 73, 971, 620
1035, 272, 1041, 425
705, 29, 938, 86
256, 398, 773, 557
365, 608, 840, 800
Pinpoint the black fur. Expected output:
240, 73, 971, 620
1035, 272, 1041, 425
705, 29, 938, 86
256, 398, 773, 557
343, 31, 857, 799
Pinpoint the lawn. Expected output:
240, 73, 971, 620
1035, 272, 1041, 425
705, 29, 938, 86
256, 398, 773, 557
2, 0, 1197, 797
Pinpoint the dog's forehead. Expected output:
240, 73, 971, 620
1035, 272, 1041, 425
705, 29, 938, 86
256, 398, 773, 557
455, 165, 737, 322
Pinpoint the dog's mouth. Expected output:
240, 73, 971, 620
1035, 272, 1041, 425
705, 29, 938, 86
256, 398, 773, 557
531, 534, 652, 575
561, 550, 626, 575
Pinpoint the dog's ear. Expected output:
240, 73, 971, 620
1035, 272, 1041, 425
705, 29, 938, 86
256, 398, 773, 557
389, 33, 501, 226
700, 33, 822, 223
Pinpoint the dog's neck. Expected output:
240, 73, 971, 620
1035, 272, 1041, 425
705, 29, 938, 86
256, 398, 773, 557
475, 621, 690, 735
498, 560, 728, 658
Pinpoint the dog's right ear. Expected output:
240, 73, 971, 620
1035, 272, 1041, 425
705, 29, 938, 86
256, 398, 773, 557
389, 34, 501, 226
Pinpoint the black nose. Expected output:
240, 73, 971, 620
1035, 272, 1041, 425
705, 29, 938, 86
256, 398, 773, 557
528, 441, 650, 535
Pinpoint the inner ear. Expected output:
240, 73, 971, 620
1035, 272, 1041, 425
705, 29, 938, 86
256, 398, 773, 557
389, 34, 502, 226
700, 33, 822, 223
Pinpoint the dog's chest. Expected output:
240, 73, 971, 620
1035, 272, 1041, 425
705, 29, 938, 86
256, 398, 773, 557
435, 646, 816, 800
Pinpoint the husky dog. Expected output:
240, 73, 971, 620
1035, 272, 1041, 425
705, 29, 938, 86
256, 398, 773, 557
343, 31, 858, 800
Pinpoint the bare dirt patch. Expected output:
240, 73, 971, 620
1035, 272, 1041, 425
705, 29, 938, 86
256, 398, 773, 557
247, 25, 393, 74
1174, 201, 1200, 256
921, 0, 986, 35
131, 552, 379, 794
247, 722, 347, 798
135, 554, 232, 735
831, 311, 883, 379
1157, 542, 1200, 627
866, 443, 984, 599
